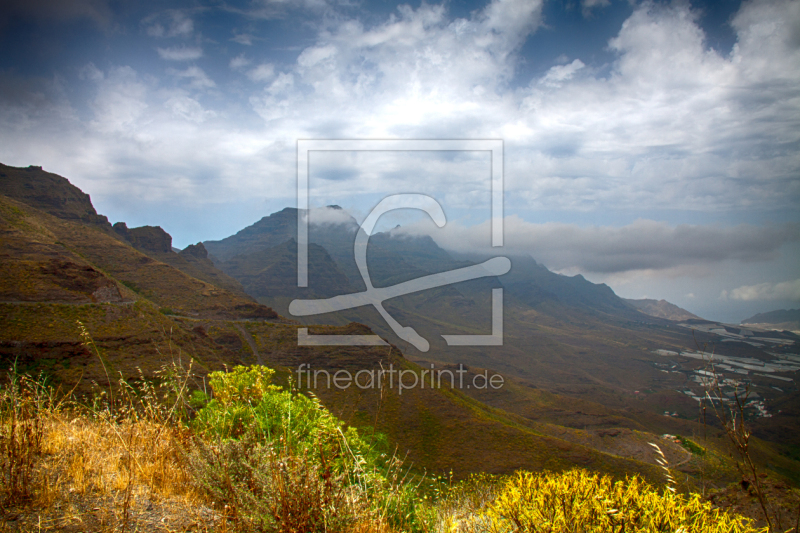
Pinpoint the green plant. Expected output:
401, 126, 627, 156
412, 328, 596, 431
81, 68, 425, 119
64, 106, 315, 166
676, 435, 706, 456
185, 364, 441, 532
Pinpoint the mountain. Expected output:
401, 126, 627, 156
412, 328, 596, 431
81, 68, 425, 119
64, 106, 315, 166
742, 309, 800, 332
2, 162, 798, 488
624, 298, 702, 321
205, 207, 443, 290
0, 163, 708, 483
221, 238, 354, 299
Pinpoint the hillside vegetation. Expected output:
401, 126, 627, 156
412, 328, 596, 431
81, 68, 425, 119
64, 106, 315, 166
0, 363, 779, 532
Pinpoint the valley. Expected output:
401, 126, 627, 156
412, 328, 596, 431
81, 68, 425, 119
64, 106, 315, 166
1, 162, 798, 493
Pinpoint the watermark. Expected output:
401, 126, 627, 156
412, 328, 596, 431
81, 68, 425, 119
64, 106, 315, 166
290, 140, 508, 352
296, 363, 504, 394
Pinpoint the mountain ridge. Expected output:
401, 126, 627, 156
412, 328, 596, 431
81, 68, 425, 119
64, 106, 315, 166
624, 298, 703, 321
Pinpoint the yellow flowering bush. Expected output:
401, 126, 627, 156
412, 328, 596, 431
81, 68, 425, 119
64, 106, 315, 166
486, 469, 765, 533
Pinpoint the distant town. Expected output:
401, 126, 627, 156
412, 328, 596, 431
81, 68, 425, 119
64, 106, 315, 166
653, 322, 798, 419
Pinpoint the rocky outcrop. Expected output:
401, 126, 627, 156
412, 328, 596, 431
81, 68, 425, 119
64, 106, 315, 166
180, 242, 208, 259
129, 226, 172, 253
0, 163, 110, 226
113, 223, 173, 253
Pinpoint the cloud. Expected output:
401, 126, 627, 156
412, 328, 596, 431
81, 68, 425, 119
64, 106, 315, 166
143, 10, 194, 38
2, 0, 800, 259
228, 0, 334, 20
247, 63, 275, 81
540, 59, 585, 86
230, 54, 250, 70
724, 279, 800, 302
89, 66, 149, 134
581, 0, 611, 18
167, 66, 216, 89
399, 217, 800, 274
231, 33, 254, 45
157, 46, 203, 61
165, 95, 215, 122
78, 62, 104, 82
307, 206, 356, 226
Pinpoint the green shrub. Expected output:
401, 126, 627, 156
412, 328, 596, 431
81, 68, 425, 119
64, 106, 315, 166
206, 365, 277, 406
676, 435, 706, 456
187, 364, 431, 532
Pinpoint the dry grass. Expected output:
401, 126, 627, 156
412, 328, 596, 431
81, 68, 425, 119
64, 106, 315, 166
0, 373, 221, 532
0, 359, 420, 533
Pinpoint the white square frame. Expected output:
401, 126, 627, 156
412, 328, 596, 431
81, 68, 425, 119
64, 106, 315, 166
295, 139, 504, 348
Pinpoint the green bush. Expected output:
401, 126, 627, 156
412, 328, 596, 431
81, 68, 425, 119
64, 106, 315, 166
187, 364, 431, 532
676, 435, 706, 456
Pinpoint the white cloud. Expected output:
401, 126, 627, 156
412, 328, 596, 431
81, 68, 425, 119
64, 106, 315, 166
307, 206, 355, 225
78, 62, 104, 82
232, 0, 332, 20
157, 45, 203, 61
144, 11, 194, 38
725, 279, 800, 302
247, 63, 275, 81
540, 59, 585, 86
231, 33, 254, 45
89, 66, 149, 134
167, 66, 215, 89
3, 0, 800, 279
165, 95, 215, 122
228, 0, 796, 221
230, 54, 250, 70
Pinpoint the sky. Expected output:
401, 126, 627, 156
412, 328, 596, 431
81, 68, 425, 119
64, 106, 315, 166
0, 0, 798, 323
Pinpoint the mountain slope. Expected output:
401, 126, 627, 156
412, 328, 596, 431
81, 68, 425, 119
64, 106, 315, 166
0, 164, 271, 319
742, 309, 800, 332
221, 238, 354, 299
624, 298, 702, 321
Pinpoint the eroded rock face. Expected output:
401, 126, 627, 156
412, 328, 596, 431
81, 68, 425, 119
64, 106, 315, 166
91, 284, 123, 303
127, 226, 173, 253
43, 260, 124, 302
180, 242, 208, 259
113, 221, 130, 240
112, 222, 173, 253
129, 226, 172, 252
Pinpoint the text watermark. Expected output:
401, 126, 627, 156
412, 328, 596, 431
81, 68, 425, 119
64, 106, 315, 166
296, 363, 504, 394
